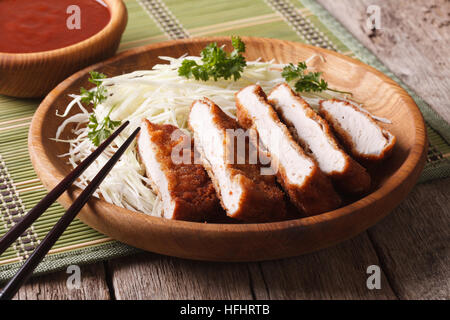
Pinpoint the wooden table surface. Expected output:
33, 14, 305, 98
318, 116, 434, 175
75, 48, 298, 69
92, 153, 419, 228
13, 0, 450, 300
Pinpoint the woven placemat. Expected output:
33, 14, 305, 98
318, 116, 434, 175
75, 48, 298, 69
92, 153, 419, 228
1, 0, 449, 282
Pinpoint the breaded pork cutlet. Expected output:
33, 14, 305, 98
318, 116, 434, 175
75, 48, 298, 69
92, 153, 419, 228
319, 99, 396, 162
137, 119, 219, 221
268, 83, 371, 194
189, 98, 287, 223
235, 84, 341, 216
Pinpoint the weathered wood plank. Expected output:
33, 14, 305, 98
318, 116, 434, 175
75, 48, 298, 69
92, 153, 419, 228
258, 233, 397, 299
316, 0, 450, 122
367, 178, 450, 299
108, 253, 258, 300
107, 234, 397, 300
12, 263, 110, 300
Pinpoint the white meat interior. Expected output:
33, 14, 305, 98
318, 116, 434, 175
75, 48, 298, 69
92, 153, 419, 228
237, 85, 314, 186
189, 101, 243, 216
320, 100, 393, 156
268, 85, 346, 174
137, 120, 176, 219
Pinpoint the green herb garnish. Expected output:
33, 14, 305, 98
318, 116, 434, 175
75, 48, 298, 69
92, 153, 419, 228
178, 36, 247, 81
87, 111, 121, 147
80, 71, 108, 108
282, 62, 352, 95
80, 71, 121, 146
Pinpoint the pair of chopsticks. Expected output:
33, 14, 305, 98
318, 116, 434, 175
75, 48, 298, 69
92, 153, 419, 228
0, 121, 140, 300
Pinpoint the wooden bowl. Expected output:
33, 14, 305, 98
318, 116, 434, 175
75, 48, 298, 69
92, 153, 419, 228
0, 0, 127, 98
28, 37, 427, 262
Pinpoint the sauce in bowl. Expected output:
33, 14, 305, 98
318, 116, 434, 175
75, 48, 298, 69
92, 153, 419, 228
0, 0, 111, 53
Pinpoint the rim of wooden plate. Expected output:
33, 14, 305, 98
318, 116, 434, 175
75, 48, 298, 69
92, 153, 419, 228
28, 37, 428, 260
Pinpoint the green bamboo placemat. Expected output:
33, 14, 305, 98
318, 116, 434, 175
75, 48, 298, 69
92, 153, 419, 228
1, 0, 449, 282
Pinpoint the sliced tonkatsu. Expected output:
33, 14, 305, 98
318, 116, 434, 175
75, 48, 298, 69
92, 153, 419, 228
319, 99, 396, 161
235, 84, 341, 216
189, 98, 287, 222
137, 119, 219, 221
268, 83, 371, 194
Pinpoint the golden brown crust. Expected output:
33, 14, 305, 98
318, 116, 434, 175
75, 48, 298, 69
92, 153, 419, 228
318, 99, 396, 162
331, 158, 371, 194
189, 98, 287, 223
138, 120, 220, 222
268, 83, 371, 194
277, 163, 341, 216
235, 85, 341, 216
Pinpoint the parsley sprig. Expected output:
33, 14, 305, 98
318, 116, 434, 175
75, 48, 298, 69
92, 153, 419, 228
178, 36, 247, 81
80, 71, 121, 146
80, 71, 107, 108
87, 110, 121, 147
282, 62, 352, 96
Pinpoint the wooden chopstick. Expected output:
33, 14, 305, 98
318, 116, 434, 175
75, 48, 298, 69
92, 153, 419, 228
0, 126, 140, 300
0, 120, 130, 256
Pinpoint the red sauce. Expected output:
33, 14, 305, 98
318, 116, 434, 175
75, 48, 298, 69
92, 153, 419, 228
0, 0, 110, 53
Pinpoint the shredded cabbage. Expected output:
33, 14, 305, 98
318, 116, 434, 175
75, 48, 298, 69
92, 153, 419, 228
55, 55, 389, 217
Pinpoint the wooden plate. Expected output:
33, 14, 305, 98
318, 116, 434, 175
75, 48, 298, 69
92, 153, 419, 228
28, 37, 427, 262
